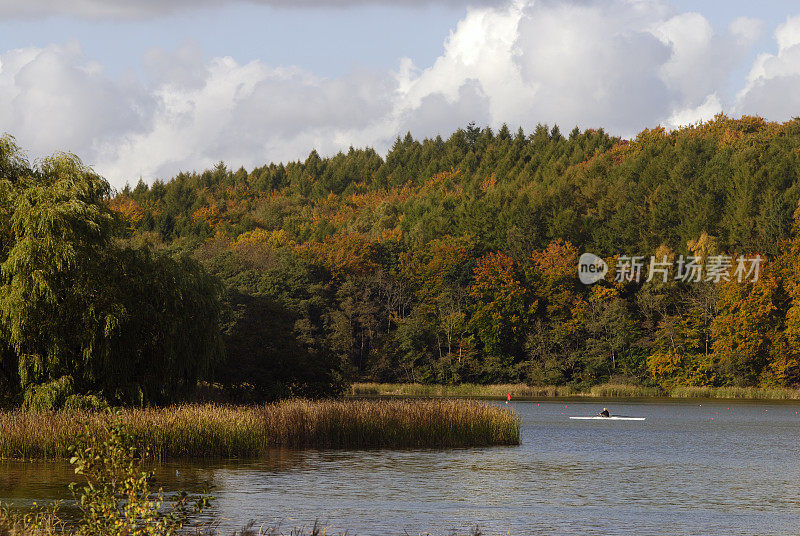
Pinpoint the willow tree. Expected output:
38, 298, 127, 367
0, 136, 223, 405
0, 136, 27, 395
0, 150, 113, 394
97, 246, 224, 404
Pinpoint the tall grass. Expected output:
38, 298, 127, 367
0, 399, 520, 460
350, 382, 660, 398
351, 382, 800, 400
350, 383, 580, 398
668, 385, 800, 400
588, 383, 663, 398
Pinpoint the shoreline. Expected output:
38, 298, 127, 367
349, 382, 800, 401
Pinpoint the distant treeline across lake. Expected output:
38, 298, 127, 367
2, 116, 800, 408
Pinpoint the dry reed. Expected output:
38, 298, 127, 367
351, 382, 800, 400
0, 399, 520, 460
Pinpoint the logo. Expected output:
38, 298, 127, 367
578, 253, 608, 285
577, 252, 762, 284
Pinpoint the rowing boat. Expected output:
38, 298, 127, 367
569, 416, 645, 421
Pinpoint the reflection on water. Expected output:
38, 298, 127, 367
2, 400, 800, 535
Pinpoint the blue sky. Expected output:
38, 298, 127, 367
1, 0, 800, 187
0, 4, 468, 78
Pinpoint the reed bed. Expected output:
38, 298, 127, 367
350, 382, 658, 398
588, 383, 663, 398
667, 385, 800, 400
351, 382, 800, 400
350, 382, 579, 398
0, 399, 520, 460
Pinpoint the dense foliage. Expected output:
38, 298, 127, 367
0, 137, 223, 406
107, 115, 800, 390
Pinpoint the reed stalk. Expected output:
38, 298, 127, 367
0, 399, 520, 460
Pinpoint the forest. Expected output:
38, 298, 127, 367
2, 114, 800, 407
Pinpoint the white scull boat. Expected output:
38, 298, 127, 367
569, 416, 645, 421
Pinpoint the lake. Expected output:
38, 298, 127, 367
2, 399, 800, 535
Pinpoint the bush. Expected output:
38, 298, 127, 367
63, 394, 109, 412
21, 378, 109, 412
67, 418, 210, 536
22, 376, 74, 411
0, 417, 211, 536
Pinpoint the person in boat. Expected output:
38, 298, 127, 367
599, 408, 610, 418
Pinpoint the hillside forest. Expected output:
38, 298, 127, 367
2, 115, 800, 407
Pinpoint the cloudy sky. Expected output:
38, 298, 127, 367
1, 0, 800, 188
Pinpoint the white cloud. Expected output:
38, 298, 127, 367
774, 14, 800, 51
729, 16, 764, 45
393, 0, 528, 134
652, 13, 761, 125
666, 93, 722, 129
398, 80, 492, 139
398, 0, 758, 137
736, 15, 800, 119
142, 41, 208, 89
1, 0, 790, 189
95, 53, 398, 183
0, 42, 153, 168
512, 0, 673, 134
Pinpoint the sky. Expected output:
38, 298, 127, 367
1, 0, 800, 188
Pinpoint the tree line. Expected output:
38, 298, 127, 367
2, 115, 800, 407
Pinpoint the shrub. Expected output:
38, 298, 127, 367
0, 417, 210, 536
67, 417, 210, 536
22, 377, 74, 412
62, 395, 109, 412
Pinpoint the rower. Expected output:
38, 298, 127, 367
599, 408, 610, 418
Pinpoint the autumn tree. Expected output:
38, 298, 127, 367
580, 285, 639, 381
524, 240, 586, 385
396, 236, 476, 382
469, 252, 534, 379
773, 199, 800, 384
710, 264, 791, 386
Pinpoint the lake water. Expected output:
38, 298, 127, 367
2, 399, 800, 535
